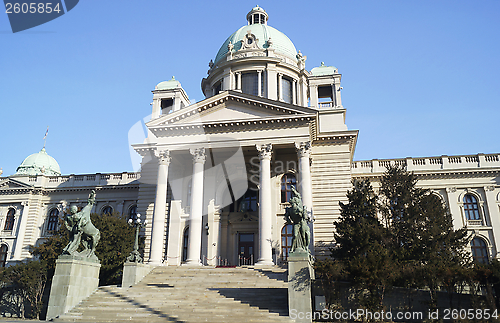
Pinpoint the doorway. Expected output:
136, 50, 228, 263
238, 233, 254, 265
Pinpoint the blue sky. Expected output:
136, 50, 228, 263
1, 1, 499, 176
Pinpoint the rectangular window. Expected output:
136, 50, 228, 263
241, 72, 258, 96
282, 77, 292, 103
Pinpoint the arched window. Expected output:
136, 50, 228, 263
47, 208, 59, 232
238, 188, 258, 212
128, 205, 137, 220
4, 209, 15, 231
182, 227, 189, 262
281, 173, 296, 203
471, 237, 489, 264
101, 206, 113, 215
463, 194, 480, 220
0, 245, 7, 267
281, 224, 293, 261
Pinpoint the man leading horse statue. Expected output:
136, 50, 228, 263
284, 185, 311, 254
62, 190, 100, 261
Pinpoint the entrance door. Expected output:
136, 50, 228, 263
238, 233, 254, 265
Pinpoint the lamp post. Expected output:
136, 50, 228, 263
126, 213, 147, 263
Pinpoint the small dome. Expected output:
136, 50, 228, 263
214, 24, 297, 64
15, 148, 61, 176
155, 76, 181, 90
311, 62, 338, 76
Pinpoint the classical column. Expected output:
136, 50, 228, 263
255, 144, 274, 266
331, 83, 336, 107
310, 84, 318, 108
236, 72, 242, 91
335, 81, 342, 107
292, 79, 297, 105
152, 98, 161, 119
13, 203, 28, 260
296, 141, 314, 254
185, 148, 206, 266
257, 70, 262, 97
149, 150, 171, 266
278, 73, 283, 101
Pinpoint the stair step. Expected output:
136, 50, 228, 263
53, 266, 293, 323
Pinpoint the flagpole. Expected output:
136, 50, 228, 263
43, 126, 49, 149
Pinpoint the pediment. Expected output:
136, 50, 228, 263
0, 178, 33, 190
147, 91, 318, 128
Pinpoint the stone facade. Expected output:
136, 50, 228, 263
0, 6, 498, 268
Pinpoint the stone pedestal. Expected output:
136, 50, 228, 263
122, 262, 153, 288
288, 249, 313, 323
46, 256, 100, 321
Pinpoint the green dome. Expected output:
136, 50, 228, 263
214, 24, 297, 64
155, 76, 181, 90
311, 62, 338, 76
15, 148, 61, 176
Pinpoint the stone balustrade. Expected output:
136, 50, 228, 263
12, 172, 141, 188
351, 153, 500, 174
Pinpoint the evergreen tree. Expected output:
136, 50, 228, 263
379, 165, 470, 307
333, 179, 396, 311
317, 165, 473, 313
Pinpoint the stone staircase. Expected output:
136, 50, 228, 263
52, 266, 294, 323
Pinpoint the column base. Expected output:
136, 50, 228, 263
147, 260, 164, 267
183, 259, 202, 266
254, 259, 274, 267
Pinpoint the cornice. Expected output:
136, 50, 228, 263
353, 169, 500, 181
150, 114, 315, 136
147, 91, 318, 128
313, 130, 359, 157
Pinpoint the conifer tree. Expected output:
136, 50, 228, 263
333, 179, 396, 311
379, 165, 470, 307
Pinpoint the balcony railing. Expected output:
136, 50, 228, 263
351, 153, 500, 174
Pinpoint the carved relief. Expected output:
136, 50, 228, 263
256, 144, 272, 160
240, 30, 260, 50
233, 51, 266, 59
190, 148, 206, 164
295, 141, 312, 158
154, 149, 171, 165
446, 187, 457, 193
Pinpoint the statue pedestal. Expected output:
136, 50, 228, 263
288, 249, 313, 323
46, 256, 101, 320
122, 262, 153, 288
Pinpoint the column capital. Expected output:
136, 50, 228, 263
154, 149, 171, 165
295, 141, 312, 158
256, 144, 273, 160
190, 148, 206, 164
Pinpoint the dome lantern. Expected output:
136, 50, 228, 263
246, 5, 268, 25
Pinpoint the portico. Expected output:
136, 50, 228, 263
137, 92, 321, 266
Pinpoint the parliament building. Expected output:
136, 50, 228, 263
0, 6, 499, 268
